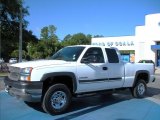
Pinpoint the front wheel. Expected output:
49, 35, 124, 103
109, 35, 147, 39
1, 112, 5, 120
131, 79, 147, 98
42, 84, 71, 115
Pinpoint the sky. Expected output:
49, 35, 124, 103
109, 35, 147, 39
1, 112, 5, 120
24, 0, 160, 40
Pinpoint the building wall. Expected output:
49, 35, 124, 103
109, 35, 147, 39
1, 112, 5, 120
134, 41, 155, 63
91, 13, 160, 64
135, 13, 160, 64
92, 36, 136, 51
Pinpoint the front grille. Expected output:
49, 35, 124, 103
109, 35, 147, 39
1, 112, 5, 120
9, 66, 20, 73
8, 66, 20, 81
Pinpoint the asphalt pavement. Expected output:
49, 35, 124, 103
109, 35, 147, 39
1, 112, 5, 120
0, 90, 160, 120
0, 70, 160, 120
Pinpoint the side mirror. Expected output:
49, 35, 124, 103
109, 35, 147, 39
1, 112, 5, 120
81, 58, 90, 64
81, 55, 98, 63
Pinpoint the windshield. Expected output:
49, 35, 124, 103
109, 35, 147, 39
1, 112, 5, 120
51, 46, 85, 61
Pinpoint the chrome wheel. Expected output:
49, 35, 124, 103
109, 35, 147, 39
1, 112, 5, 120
131, 79, 147, 98
51, 91, 67, 109
42, 84, 71, 115
137, 83, 145, 95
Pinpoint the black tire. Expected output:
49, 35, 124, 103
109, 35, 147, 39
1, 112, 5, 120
131, 79, 147, 98
42, 84, 71, 115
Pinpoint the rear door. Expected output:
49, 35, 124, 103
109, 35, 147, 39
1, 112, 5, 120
105, 48, 125, 89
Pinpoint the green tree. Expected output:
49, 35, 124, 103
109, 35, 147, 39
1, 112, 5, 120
86, 34, 92, 44
40, 27, 48, 40
63, 34, 72, 41
61, 33, 91, 47
11, 49, 27, 58
48, 25, 57, 40
40, 25, 58, 41
29, 25, 60, 59
61, 34, 72, 46
1, 0, 38, 60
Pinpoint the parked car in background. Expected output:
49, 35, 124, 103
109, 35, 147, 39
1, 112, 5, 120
9, 58, 17, 64
0, 58, 4, 64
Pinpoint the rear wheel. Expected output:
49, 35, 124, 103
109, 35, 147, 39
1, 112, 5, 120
131, 79, 147, 98
42, 84, 71, 115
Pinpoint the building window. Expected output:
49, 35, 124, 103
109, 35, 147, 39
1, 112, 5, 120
120, 50, 135, 62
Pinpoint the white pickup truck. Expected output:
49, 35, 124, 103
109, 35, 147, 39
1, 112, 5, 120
4, 45, 155, 115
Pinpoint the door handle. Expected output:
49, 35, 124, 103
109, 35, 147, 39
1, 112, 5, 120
103, 67, 108, 70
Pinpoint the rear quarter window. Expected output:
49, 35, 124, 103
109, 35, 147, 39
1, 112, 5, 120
105, 48, 119, 63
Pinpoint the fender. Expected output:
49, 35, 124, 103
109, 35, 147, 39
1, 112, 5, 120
40, 72, 77, 92
133, 70, 150, 87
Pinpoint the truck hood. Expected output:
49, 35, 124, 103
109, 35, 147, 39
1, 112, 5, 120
11, 60, 70, 68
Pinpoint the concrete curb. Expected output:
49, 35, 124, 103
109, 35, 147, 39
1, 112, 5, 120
155, 67, 160, 74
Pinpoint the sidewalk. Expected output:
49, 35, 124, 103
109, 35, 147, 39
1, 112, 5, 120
155, 67, 160, 75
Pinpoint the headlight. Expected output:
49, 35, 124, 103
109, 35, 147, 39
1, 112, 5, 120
21, 67, 33, 74
20, 67, 33, 81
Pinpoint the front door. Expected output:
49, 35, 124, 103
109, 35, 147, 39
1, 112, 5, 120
76, 47, 108, 93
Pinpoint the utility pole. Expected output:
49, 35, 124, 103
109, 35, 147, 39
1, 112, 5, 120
0, 20, 1, 59
0, 4, 2, 59
19, 0, 23, 62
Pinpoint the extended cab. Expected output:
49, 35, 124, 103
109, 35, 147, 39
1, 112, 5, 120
4, 45, 155, 115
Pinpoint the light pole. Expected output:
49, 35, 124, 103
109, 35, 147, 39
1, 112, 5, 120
0, 19, 1, 59
19, 0, 23, 62
0, 4, 2, 59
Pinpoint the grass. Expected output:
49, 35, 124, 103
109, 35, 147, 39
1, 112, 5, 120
0, 72, 8, 77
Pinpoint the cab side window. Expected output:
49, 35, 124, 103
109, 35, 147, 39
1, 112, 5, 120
105, 48, 119, 63
82, 47, 104, 63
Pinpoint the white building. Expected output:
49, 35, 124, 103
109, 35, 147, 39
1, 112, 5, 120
91, 13, 160, 66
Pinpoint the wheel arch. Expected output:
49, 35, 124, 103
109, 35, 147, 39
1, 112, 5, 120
133, 70, 150, 87
40, 72, 77, 94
